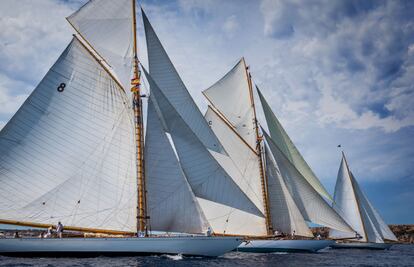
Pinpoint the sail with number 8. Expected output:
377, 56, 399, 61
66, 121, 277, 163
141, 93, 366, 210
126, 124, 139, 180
0, 0, 243, 257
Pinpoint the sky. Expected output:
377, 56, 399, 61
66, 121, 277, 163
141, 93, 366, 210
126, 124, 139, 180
0, 0, 413, 225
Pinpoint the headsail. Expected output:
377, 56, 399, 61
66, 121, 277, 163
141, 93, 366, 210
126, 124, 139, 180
265, 145, 313, 237
67, 0, 133, 89
145, 98, 208, 234
0, 38, 137, 232
329, 153, 397, 242
203, 59, 256, 150
352, 173, 397, 242
263, 130, 354, 233
257, 88, 332, 201
142, 9, 223, 154
142, 67, 263, 217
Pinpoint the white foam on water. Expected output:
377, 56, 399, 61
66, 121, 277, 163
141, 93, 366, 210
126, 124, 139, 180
164, 254, 183, 261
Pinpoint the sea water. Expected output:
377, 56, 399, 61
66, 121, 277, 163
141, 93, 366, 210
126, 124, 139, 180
0, 245, 413, 267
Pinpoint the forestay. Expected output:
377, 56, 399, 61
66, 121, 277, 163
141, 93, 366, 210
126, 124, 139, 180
67, 0, 133, 89
145, 98, 209, 234
142, 68, 262, 217
0, 38, 137, 232
263, 130, 354, 234
142, 10, 223, 154
257, 88, 332, 201
201, 107, 266, 236
203, 59, 256, 150
265, 145, 313, 237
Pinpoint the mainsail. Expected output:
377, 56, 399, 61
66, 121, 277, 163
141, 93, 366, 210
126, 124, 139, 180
0, 37, 137, 232
201, 107, 267, 236
329, 153, 397, 242
67, 0, 133, 89
145, 98, 208, 234
257, 88, 332, 201
264, 145, 313, 237
263, 130, 354, 233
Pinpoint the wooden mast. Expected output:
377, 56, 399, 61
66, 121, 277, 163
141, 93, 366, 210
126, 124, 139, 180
131, 0, 147, 236
243, 58, 273, 236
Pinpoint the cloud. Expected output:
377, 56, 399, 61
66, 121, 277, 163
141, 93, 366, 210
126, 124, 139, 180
0, 0, 413, 223
258, 0, 414, 133
0, 0, 75, 124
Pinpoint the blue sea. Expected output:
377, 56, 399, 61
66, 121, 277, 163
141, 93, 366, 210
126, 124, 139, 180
0, 245, 413, 267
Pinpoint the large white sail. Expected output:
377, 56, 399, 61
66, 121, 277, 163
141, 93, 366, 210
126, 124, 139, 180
263, 130, 354, 233
145, 98, 209, 234
329, 156, 365, 240
67, 0, 133, 89
352, 173, 397, 242
257, 88, 332, 201
0, 38, 137, 232
265, 145, 313, 237
201, 107, 266, 236
203, 59, 256, 150
329, 153, 397, 242
205, 107, 264, 213
142, 67, 262, 217
142, 10, 223, 154
197, 198, 266, 236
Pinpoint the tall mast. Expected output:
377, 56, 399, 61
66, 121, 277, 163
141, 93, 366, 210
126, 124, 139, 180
243, 58, 273, 236
131, 0, 147, 235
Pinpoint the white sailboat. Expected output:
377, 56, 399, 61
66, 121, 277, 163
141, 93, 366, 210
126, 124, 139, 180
200, 59, 354, 252
0, 0, 243, 257
329, 152, 398, 250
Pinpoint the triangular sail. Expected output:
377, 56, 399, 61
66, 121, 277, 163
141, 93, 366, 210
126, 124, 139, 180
205, 107, 264, 213
0, 38, 137, 232
201, 107, 266, 236
143, 68, 263, 217
329, 156, 365, 240
145, 98, 208, 234
263, 130, 354, 233
202, 59, 256, 150
142, 10, 223, 153
257, 88, 332, 201
67, 0, 133, 89
352, 174, 397, 241
330, 154, 397, 242
265, 145, 313, 237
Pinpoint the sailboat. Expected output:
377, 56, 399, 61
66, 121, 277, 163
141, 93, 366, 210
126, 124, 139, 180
199, 59, 355, 252
329, 152, 398, 250
0, 0, 243, 257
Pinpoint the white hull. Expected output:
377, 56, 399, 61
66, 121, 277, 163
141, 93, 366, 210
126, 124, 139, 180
331, 241, 393, 250
0, 236, 242, 257
237, 239, 334, 253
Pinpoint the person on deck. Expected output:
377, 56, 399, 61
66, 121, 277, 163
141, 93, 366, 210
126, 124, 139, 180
56, 222, 64, 238
206, 227, 212, 237
291, 230, 296, 240
45, 227, 53, 238
13, 231, 20, 238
